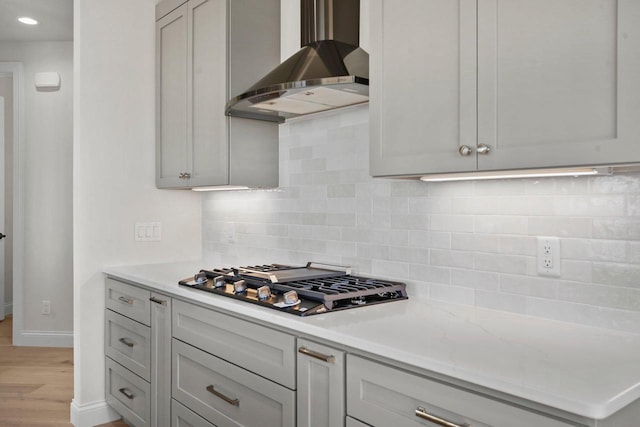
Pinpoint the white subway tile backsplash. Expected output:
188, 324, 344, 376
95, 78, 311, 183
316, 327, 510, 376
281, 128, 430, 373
554, 195, 625, 217
474, 215, 528, 235
451, 233, 500, 253
593, 218, 640, 240
474, 253, 529, 275
203, 107, 640, 333
592, 262, 640, 288
429, 284, 475, 305
528, 216, 593, 238
500, 274, 558, 299
451, 269, 500, 291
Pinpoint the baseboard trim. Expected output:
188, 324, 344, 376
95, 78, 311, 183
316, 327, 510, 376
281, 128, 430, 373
14, 330, 74, 347
70, 398, 120, 427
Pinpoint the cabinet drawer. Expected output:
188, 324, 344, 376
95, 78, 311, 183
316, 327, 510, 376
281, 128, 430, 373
173, 299, 295, 388
172, 399, 216, 427
346, 355, 574, 427
106, 278, 151, 325
105, 310, 151, 381
172, 339, 295, 427
347, 416, 371, 427
106, 357, 151, 427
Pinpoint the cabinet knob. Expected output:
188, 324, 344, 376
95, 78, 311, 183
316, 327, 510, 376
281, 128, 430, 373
178, 172, 192, 179
458, 145, 473, 156
477, 144, 491, 155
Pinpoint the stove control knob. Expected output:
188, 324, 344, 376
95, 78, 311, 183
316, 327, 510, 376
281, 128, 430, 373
257, 286, 271, 301
283, 290, 299, 305
233, 280, 247, 294
213, 276, 226, 289
194, 271, 207, 284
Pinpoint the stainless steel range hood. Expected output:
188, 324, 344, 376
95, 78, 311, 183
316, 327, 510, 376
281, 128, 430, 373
225, 0, 369, 123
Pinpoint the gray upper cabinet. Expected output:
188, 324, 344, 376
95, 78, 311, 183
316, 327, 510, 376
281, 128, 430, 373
370, 0, 640, 177
156, 0, 280, 189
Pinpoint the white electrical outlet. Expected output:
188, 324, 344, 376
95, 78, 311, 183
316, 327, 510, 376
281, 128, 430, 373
537, 236, 560, 277
42, 300, 51, 315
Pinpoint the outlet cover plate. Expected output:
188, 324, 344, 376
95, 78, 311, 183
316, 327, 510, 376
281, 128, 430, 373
537, 236, 560, 277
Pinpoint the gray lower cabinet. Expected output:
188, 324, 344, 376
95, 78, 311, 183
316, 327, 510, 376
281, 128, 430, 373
172, 299, 296, 389
346, 355, 574, 427
346, 417, 370, 427
106, 357, 151, 427
172, 338, 295, 427
172, 399, 216, 427
104, 278, 171, 427
150, 293, 172, 427
297, 338, 345, 427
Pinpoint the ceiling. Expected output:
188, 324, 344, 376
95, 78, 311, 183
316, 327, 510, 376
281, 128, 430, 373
0, 0, 73, 41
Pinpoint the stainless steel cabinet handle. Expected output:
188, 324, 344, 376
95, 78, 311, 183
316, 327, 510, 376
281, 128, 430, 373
458, 145, 472, 156
119, 387, 135, 400
476, 143, 491, 155
298, 346, 335, 363
118, 296, 133, 305
149, 296, 167, 306
415, 407, 469, 427
206, 385, 239, 407
178, 172, 192, 179
118, 337, 135, 348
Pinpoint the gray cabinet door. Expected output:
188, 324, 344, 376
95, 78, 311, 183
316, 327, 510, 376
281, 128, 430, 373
297, 338, 345, 427
106, 357, 151, 427
172, 339, 295, 427
172, 299, 295, 389
369, 0, 478, 177
346, 355, 574, 427
172, 399, 217, 427
156, 3, 189, 188
477, 0, 640, 171
105, 310, 151, 381
150, 293, 172, 427
188, 0, 229, 187
105, 278, 151, 326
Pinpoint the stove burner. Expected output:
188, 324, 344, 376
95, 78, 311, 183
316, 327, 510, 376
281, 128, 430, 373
179, 262, 408, 316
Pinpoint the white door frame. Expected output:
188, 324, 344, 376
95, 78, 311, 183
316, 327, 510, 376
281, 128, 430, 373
0, 96, 4, 321
0, 62, 25, 344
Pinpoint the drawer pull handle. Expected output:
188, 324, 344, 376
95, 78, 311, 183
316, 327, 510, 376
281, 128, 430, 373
118, 296, 133, 305
415, 407, 469, 427
119, 387, 135, 400
298, 346, 335, 363
118, 337, 135, 348
149, 296, 167, 306
206, 385, 239, 407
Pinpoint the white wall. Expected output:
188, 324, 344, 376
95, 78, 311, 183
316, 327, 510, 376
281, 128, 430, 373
0, 42, 73, 336
73, 0, 201, 424
203, 105, 640, 334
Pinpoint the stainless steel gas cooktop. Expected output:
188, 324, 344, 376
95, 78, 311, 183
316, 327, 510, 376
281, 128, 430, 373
179, 262, 408, 316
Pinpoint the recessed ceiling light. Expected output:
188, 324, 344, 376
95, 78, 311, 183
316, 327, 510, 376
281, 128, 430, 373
18, 17, 39, 25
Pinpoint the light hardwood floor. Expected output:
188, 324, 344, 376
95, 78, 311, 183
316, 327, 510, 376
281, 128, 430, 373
0, 315, 128, 427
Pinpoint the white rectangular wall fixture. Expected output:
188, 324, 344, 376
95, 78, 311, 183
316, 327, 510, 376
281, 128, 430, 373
135, 222, 161, 241
34, 71, 61, 91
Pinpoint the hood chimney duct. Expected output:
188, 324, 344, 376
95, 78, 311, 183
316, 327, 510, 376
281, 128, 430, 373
301, 0, 360, 47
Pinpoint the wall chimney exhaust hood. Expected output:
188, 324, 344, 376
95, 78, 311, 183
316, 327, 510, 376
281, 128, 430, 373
225, 0, 369, 123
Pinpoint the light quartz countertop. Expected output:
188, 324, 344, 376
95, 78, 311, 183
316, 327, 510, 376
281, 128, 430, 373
104, 261, 640, 421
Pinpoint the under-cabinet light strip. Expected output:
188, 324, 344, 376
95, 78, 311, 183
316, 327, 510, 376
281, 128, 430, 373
191, 186, 250, 192
419, 167, 610, 182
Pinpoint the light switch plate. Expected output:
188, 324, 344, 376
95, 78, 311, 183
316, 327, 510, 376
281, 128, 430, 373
135, 222, 161, 241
